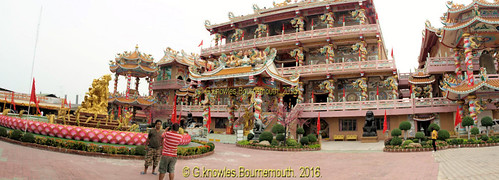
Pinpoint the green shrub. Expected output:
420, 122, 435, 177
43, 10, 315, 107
276, 134, 285, 142
259, 131, 273, 142
296, 127, 305, 135
74, 141, 87, 151
271, 139, 278, 146
134, 145, 146, 155
20, 133, 35, 143
309, 143, 321, 149
9, 130, 23, 141
428, 123, 440, 132
462, 116, 474, 127
247, 133, 254, 140
481, 116, 493, 127
384, 138, 392, 146
272, 124, 285, 134
481, 135, 489, 141
117, 147, 129, 155
391, 128, 402, 137
300, 137, 309, 145
102, 146, 118, 154
438, 130, 450, 141
415, 132, 425, 142
402, 140, 414, 146
307, 134, 317, 143
207, 142, 215, 151
286, 139, 298, 146
237, 140, 250, 145
0, 128, 7, 137
34, 136, 47, 145
399, 121, 411, 131
177, 148, 187, 156
471, 127, 479, 135
390, 137, 402, 146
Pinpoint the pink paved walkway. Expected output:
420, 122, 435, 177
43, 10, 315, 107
0, 140, 438, 180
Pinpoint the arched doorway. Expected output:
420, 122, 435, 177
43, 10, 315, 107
479, 51, 497, 74
303, 118, 329, 138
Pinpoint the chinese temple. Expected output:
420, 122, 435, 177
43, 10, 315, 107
149, 0, 499, 141
109, 45, 158, 124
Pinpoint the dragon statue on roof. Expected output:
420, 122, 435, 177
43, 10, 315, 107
273, 0, 291, 7
255, 24, 268, 38
230, 29, 244, 42
320, 12, 335, 28
291, 16, 305, 32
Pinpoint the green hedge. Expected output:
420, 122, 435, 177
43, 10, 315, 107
300, 137, 309, 145
307, 134, 317, 143
0, 128, 7, 137
391, 128, 402, 137
259, 132, 273, 142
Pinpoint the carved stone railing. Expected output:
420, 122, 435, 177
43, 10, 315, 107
201, 24, 379, 55
152, 79, 186, 90
277, 59, 395, 77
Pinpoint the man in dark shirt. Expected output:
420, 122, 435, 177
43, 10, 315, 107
141, 120, 163, 175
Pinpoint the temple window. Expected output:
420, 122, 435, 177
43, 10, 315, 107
340, 119, 357, 131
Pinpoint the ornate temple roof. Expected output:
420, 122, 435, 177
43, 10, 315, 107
446, 79, 499, 94
188, 47, 299, 86
157, 47, 195, 67
409, 75, 435, 85
108, 96, 156, 107
109, 45, 158, 78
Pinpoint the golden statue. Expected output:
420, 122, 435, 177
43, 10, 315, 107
77, 75, 112, 115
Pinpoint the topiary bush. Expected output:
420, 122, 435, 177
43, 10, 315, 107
471, 127, 479, 136
437, 130, 450, 141
21, 133, 35, 143
399, 121, 412, 140
415, 132, 425, 143
296, 127, 305, 135
286, 139, 298, 146
390, 137, 402, 146
462, 116, 474, 127
9, 129, 23, 141
428, 123, 440, 132
481, 116, 493, 135
272, 124, 285, 134
481, 135, 489, 141
134, 145, 146, 156
247, 133, 254, 140
391, 128, 402, 137
0, 128, 7, 137
300, 136, 309, 145
402, 140, 414, 146
276, 134, 285, 142
307, 134, 317, 143
271, 139, 278, 146
259, 131, 273, 142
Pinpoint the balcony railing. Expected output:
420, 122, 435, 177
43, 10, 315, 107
0, 90, 63, 105
152, 79, 186, 90
201, 24, 379, 55
297, 98, 454, 112
276, 59, 395, 77
426, 57, 481, 73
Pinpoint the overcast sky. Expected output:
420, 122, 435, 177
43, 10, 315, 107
0, 0, 475, 103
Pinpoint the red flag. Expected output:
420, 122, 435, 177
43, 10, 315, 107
118, 106, 122, 117
317, 112, 321, 135
171, 95, 177, 123
64, 99, 68, 106
69, 100, 71, 109
376, 86, 379, 96
454, 106, 462, 127
383, 110, 387, 134
30, 78, 37, 103
198, 40, 203, 47
35, 99, 41, 114
11, 92, 16, 111
390, 48, 394, 59
206, 106, 212, 133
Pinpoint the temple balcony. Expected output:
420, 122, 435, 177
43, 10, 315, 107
426, 57, 482, 74
152, 79, 186, 90
200, 24, 380, 56
166, 94, 499, 118
276, 59, 395, 77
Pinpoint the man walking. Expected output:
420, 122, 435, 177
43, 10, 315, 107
431, 129, 438, 152
142, 120, 163, 175
159, 123, 182, 180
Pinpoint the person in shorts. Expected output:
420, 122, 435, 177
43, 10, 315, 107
141, 120, 163, 175
158, 123, 182, 180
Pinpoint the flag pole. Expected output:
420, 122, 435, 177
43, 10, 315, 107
28, 4, 43, 116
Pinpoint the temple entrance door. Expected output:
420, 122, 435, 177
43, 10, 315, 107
284, 95, 297, 110
304, 118, 329, 138
479, 52, 497, 74
315, 94, 328, 103
417, 120, 431, 136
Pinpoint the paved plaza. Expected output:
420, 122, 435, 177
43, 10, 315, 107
0, 140, 498, 180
